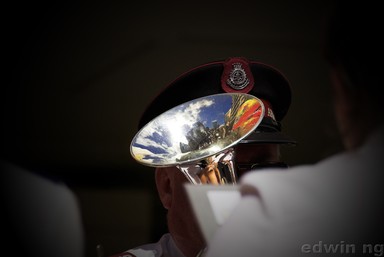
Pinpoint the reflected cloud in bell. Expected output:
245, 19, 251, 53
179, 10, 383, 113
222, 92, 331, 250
131, 93, 264, 167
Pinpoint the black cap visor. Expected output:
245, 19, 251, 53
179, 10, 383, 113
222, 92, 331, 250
240, 130, 297, 145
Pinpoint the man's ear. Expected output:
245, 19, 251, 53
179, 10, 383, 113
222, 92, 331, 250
155, 167, 173, 210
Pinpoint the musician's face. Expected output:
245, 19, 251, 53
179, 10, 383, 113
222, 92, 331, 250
233, 143, 284, 177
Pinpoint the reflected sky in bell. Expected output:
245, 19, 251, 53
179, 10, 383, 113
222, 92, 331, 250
130, 93, 261, 167
131, 95, 232, 165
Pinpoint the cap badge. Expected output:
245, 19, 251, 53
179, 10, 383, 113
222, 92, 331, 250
221, 57, 254, 93
227, 63, 249, 90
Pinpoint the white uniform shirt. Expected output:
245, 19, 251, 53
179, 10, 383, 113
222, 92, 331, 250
205, 127, 384, 257
111, 233, 185, 257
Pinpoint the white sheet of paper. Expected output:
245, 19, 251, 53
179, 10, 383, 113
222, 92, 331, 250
184, 184, 241, 243
207, 190, 241, 225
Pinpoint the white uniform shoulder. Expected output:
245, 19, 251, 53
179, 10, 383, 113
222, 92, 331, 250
206, 127, 384, 257
110, 234, 185, 257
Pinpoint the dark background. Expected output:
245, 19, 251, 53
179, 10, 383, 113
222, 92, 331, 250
3, 1, 342, 256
